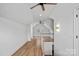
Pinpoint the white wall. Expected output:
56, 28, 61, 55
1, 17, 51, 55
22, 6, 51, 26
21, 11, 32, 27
0, 4, 32, 55
0, 17, 30, 56
50, 3, 79, 56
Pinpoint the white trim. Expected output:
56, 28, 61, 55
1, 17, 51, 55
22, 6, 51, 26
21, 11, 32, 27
74, 8, 77, 56
74, 7, 79, 56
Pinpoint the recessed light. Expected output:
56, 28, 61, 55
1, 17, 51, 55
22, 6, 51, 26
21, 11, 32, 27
40, 14, 42, 16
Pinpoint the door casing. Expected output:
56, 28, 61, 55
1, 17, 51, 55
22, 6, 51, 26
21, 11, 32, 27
74, 7, 79, 56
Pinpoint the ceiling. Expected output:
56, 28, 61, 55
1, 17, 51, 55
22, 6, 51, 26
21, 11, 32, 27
0, 3, 57, 25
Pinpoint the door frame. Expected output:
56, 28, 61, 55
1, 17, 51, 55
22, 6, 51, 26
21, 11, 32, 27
74, 6, 79, 56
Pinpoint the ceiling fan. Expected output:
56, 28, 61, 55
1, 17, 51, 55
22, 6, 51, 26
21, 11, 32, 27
30, 3, 57, 11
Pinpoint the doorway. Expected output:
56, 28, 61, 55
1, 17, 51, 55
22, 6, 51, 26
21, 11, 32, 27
31, 18, 54, 56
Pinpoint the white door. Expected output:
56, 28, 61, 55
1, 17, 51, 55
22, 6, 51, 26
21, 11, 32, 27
74, 8, 79, 56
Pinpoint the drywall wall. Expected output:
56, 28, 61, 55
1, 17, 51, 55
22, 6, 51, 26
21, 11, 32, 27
0, 4, 32, 55
0, 3, 33, 25
0, 17, 30, 56
50, 3, 79, 56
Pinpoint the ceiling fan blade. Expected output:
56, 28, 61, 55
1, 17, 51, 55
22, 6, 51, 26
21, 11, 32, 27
44, 3, 57, 5
41, 4, 45, 11
30, 4, 40, 9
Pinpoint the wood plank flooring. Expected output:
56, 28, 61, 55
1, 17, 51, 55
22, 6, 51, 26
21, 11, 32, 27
12, 39, 43, 56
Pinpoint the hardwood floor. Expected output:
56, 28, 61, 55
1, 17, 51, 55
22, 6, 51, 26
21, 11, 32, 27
12, 39, 43, 56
